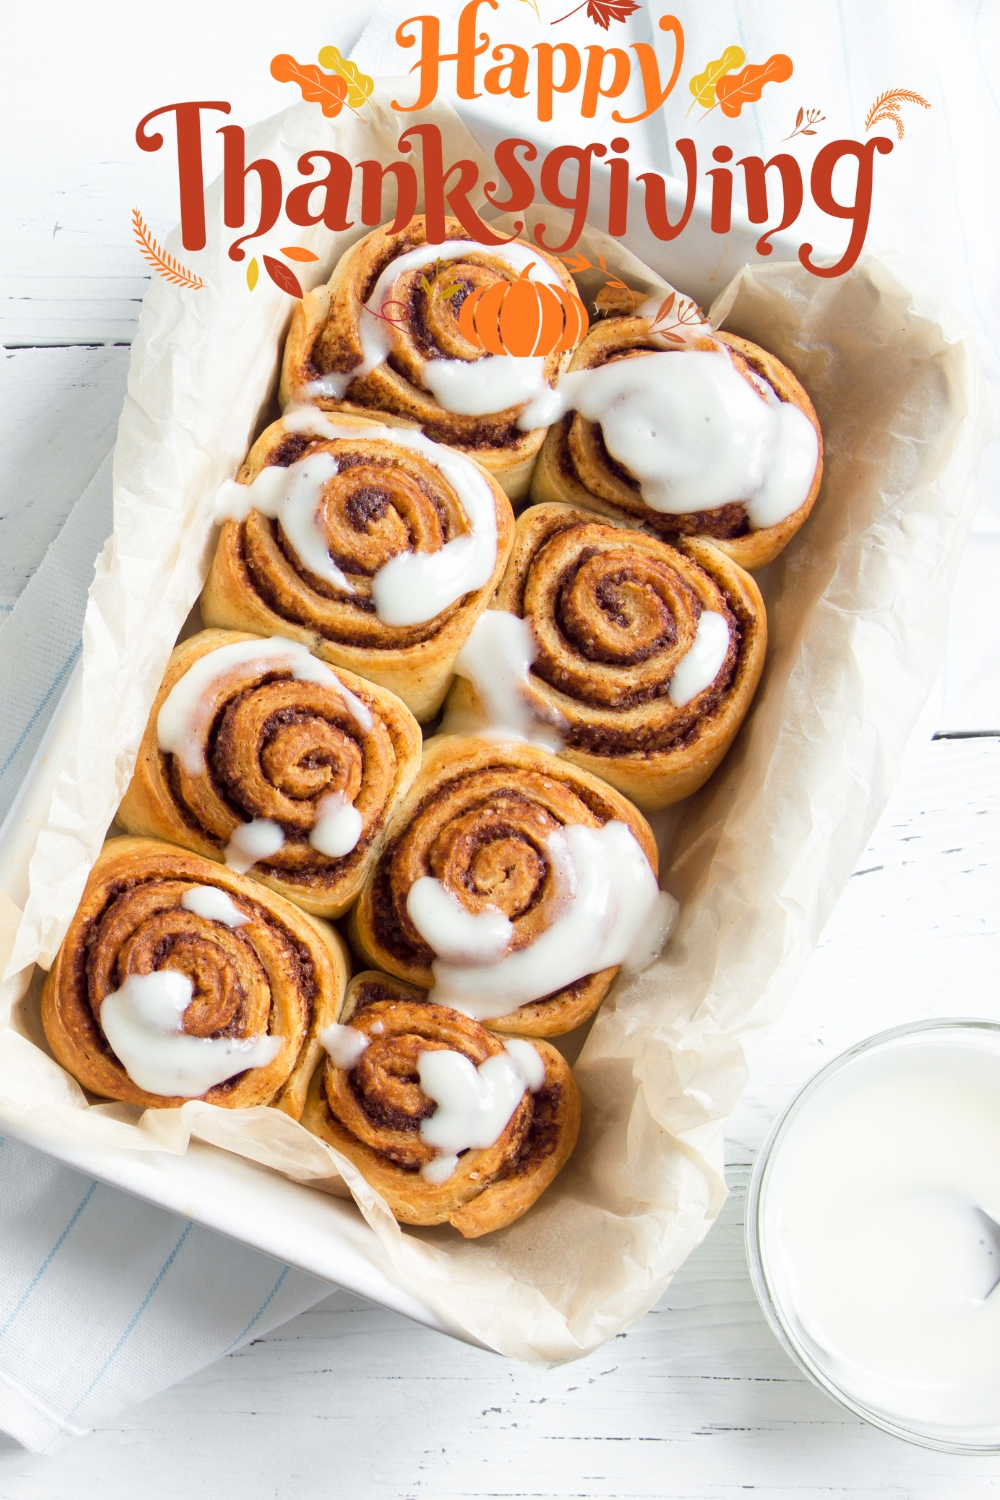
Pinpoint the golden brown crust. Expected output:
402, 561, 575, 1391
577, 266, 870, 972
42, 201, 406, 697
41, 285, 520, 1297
529, 320, 823, 569
446, 505, 767, 811
40, 836, 349, 1116
279, 216, 583, 503
117, 629, 422, 920
200, 416, 515, 721
300, 994, 580, 1236
350, 735, 658, 1037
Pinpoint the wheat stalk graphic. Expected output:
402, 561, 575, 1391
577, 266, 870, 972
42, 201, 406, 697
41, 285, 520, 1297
131, 209, 205, 290
864, 89, 931, 140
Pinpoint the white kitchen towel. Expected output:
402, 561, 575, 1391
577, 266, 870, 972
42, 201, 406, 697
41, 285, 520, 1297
1, 0, 998, 1454
0, 1133, 328, 1453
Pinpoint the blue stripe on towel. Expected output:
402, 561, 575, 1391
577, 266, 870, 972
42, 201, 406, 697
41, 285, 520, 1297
0, 640, 82, 785
0, 1180, 98, 1341
832, 0, 857, 123
222, 1266, 291, 1355
63, 1221, 194, 1422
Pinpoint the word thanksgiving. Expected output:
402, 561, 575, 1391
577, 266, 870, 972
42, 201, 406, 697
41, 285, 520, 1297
136, 2, 895, 279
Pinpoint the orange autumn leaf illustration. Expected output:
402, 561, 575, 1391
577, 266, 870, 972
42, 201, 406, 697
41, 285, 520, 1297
687, 46, 745, 111
263, 256, 304, 298
714, 55, 793, 117
865, 88, 930, 140
270, 55, 347, 117
647, 291, 708, 343
280, 246, 320, 262
551, 0, 639, 26
316, 46, 375, 110
784, 106, 826, 141
557, 252, 593, 275
131, 208, 204, 290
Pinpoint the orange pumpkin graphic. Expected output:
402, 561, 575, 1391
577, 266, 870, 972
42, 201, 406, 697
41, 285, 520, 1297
458, 264, 589, 358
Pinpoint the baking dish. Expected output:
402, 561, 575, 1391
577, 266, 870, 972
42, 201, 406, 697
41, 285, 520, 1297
0, 95, 989, 1361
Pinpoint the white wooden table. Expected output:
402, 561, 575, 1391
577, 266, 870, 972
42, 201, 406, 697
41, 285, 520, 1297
2, 5, 999, 1488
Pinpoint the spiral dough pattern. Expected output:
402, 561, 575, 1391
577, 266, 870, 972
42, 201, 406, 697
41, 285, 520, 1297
41, 838, 349, 1114
200, 420, 514, 721
351, 737, 659, 1037
279, 215, 583, 501
117, 630, 422, 919
530, 319, 823, 571
452, 504, 768, 810
302, 972, 580, 1237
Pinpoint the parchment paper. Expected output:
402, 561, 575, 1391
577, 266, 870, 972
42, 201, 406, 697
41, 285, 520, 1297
0, 88, 992, 1363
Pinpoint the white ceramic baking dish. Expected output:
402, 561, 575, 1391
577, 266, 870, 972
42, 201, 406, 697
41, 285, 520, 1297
0, 124, 814, 1341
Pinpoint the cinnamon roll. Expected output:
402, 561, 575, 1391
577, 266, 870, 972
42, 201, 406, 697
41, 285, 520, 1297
41, 837, 349, 1115
279, 216, 585, 502
530, 317, 823, 569
200, 411, 514, 721
301, 971, 580, 1237
444, 505, 766, 810
117, 629, 422, 919
350, 737, 675, 1038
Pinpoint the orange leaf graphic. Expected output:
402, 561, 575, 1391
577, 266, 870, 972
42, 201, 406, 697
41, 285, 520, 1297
715, 54, 793, 117
687, 46, 745, 109
264, 256, 304, 299
270, 54, 347, 117
557, 253, 593, 274
279, 246, 319, 262
131, 208, 204, 290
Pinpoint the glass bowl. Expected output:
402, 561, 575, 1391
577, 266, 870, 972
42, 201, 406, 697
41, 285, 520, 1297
745, 1019, 1000, 1454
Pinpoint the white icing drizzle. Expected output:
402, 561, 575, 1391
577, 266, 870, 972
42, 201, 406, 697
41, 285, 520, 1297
502, 1038, 547, 1093
416, 1044, 537, 1182
225, 819, 285, 874
518, 350, 818, 528
180, 886, 250, 928
280, 405, 345, 438
421, 355, 547, 417
157, 636, 372, 776
319, 1023, 370, 1069
668, 611, 731, 707
451, 611, 564, 751
453, 607, 730, 734
298, 239, 562, 417
409, 821, 678, 1020
421, 1152, 462, 1185
319, 1011, 547, 1185
745, 402, 819, 529
214, 420, 499, 629
215, 453, 352, 592
309, 792, 363, 858
100, 971, 281, 1097
406, 879, 512, 964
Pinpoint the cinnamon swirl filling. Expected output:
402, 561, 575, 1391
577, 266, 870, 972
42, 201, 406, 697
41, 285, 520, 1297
302, 973, 580, 1237
41, 838, 349, 1114
117, 630, 422, 920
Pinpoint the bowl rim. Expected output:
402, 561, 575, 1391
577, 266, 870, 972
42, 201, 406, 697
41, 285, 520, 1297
745, 1016, 1000, 1455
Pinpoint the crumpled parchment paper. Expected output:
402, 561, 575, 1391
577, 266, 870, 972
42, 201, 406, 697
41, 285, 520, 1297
0, 87, 992, 1363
